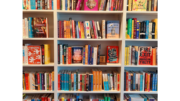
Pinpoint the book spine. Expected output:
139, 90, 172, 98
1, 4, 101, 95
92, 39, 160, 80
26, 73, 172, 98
40, 73, 42, 90
42, 73, 45, 90
58, 73, 60, 90
89, 21, 95, 39
88, 45, 91, 64
71, 73, 74, 91
127, 18, 132, 39
64, 21, 67, 38
69, 18, 73, 38
151, 0, 154, 11
60, 44, 63, 64
90, 47, 92, 65
68, 47, 71, 64
154, 0, 157, 11
83, 47, 85, 65
91, 47, 94, 64
125, 72, 128, 91
78, 74, 80, 91
76, 71, 78, 91
75, 0, 82, 10
102, 20, 106, 39
41, 45, 45, 64
62, 21, 64, 38
82, 75, 84, 91
132, 20, 134, 39
140, 74, 143, 91
85, 21, 91, 39
58, 44, 60, 64
96, 21, 102, 39
28, 17, 33, 38
74, 73, 76, 91
136, 21, 139, 39
76, 21, 79, 38
58, 21, 60, 38
72, 20, 76, 38
133, 73, 136, 90
92, 20, 97, 39
145, 73, 147, 91
78, 22, 81, 38
152, 22, 155, 39
85, 45, 88, 65
149, 22, 152, 39
57, 0, 60, 9
80, 74, 82, 91
83, 21, 87, 39
133, 18, 137, 39
66, 47, 68, 64
145, 20, 149, 39
93, 47, 97, 65
69, 72, 71, 91
135, 73, 138, 91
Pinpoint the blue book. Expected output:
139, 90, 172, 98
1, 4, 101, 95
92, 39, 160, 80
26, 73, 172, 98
28, 17, 33, 38
37, 0, 40, 9
83, 48, 85, 65
39, 73, 42, 90
91, 47, 94, 64
31, 99, 35, 101
88, 45, 91, 64
133, 72, 136, 90
65, 0, 68, 10
62, 72, 64, 90
67, 73, 69, 90
30, 0, 35, 9
65, 73, 67, 90
155, 74, 158, 91
140, 74, 143, 91
83, 21, 86, 39
91, 75, 93, 91
106, 80, 109, 91
136, 21, 139, 39
152, 73, 155, 91
52, 0, 53, 10
74, 73, 76, 91
37, 99, 41, 101
76, 21, 79, 38
145, 20, 149, 39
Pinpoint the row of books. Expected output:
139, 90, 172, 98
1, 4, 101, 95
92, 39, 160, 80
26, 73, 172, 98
58, 44, 119, 65
23, 17, 49, 38
58, 94, 118, 101
23, 71, 54, 91
127, 0, 158, 11
57, 0, 123, 11
23, 44, 51, 64
124, 94, 157, 101
23, 94, 54, 101
126, 18, 158, 39
124, 70, 158, 91
58, 69, 120, 91
58, 18, 120, 39
23, 0, 54, 10
124, 46, 157, 65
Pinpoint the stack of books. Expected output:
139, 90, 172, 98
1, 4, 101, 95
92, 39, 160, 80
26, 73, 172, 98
23, 0, 54, 10
23, 17, 49, 38
58, 44, 119, 65
126, 18, 158, 39
58, 18, 120, 39
57, 0, 123, 11
23, 44, 51, 65
23, 71, 54, 91
58, 69, 120, 91
124, 70, 158, 91
124, 46, 157, 66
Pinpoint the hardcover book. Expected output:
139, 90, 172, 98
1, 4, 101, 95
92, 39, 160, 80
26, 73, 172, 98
107, 46, 119, 63
33, 17, 47, 38
72, 46, 83, 63
132, 0, 147, 11
84, 0, 98, 11
138, 46, 152, 65
28, 45, 41, 64
106, 21, 119, 39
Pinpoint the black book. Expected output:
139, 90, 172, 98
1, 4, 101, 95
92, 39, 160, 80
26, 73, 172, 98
140, 22, 144, 39
89, 75, 91, 91
86, 73, 89, 91
131, 73, 133, 91
58, 44, 60, 64
124, 72, 126, 91
41, 45, 45, 64
35, 73, 38, 90
143, 22, 146, 39
97, 45, 101, 65
152, 22, 155, 39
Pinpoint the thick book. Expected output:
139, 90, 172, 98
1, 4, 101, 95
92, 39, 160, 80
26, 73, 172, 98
107, 46, 119, 63
33, 17, 47, 38
44, 44, 50, 64
41, 45, 45, 64
84, 0, 98, 11
72, 46, 83, 63
132, 0, 147, 11
28, 45, 41, 64
106, 21, 119, 39
138, 46, 152, 65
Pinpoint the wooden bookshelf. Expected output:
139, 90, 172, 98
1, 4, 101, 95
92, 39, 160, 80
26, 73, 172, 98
22, 0, 158, 100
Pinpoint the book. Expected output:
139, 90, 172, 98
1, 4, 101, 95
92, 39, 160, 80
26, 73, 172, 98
44, 44, 50, 64
106, 21, 119, 39
27, 45, 41, 64
107, 46, 119, 63
72, 46, 83, 63
33, 17, 47, 38
132, 0, 147, 11
84, 0, 98, 11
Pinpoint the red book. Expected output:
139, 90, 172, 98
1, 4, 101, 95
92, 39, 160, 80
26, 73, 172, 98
126, 71, 129, 91
72, 20, 76, 38
41, 97, 45, 101
41, 45, 45, 64
58, 21, 60, 38
117, 73, 120, 91
37, 73, 40, 90
49, 73, 51, 90
133, 18, 137, 39
138, 46, 152, 65
57, 0, 60, 9
28, 45, 41, 64
45, 97, 48, 101
58, 74, 60, 90
49, 0, 52, 10
68, 47, 72, 64
35, 0, 37, 9
148, 74, 150, 91
107, 46, 119, 63
145, 73, 148, 91
111, 0, 114, 10
25, 73, 29, 90
62, 21, 64, 38
84, 75, 86, 90
92, 20, 97, 39
80, 74, 82, 91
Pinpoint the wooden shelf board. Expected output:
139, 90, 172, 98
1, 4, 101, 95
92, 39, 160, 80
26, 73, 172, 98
57, 38, 122, 41
23, 90, 54, 93
23, 62, 54, 67
23, 38, 54, 40
57, 10, 123, 14
57, 90, 120, 93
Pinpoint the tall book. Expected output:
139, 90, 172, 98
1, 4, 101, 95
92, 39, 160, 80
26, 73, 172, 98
28, 45, 41, 64
107, 46, 119, 63
106, 21, 119, 39
152, 18, 158, 39
44, 44, 50, 64
132, 0, 147, 11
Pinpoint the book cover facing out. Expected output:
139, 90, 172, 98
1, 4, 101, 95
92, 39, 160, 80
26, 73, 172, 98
84, 0, 98, 11
28, 46, 41, 64
33, 17, 47, 38
106, 21, 119, 39
138, 46, 152, 65
72, 46, 83, 63
107, 46, 119, 63
132, 0, 147, 11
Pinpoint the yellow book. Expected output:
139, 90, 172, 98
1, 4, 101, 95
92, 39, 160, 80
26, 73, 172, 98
127, 47, 129, 65
44, 44, 50, 64
81, 22, 85, 38
96, 70, 99, 90
61, 97, 64, 101
128, 0, 132, 11
125, 47, 127, 65
132, 20, 134, 39
99, 70, 102, 91
152, 18, 158, 39
92, 69, 96, 91
132, 0, 147, 11
23, 74, 25, 90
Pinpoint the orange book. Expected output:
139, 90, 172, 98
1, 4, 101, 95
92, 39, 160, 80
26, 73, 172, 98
62, 55, 64, 64
81, 22, 85, 38
152, 48, 157, 65
92, 69, 96, 90
25, 73, 29, 90
57, 0, 60, 9
99, 70, 102, 91
96, 70, 99, 90
37, 73, 40, 90
85, 45, 88, 65
64, 21, 66, 38
148, 73, 150, 91
68, 47, 72, 64
49, 73, 51, 90
117, 73, 120, 91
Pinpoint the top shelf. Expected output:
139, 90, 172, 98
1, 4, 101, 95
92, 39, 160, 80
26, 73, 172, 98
126, 11, 158, 15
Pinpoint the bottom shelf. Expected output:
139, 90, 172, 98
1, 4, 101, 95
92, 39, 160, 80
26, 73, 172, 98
23, 90, 54, 93
57, 90, 120, 93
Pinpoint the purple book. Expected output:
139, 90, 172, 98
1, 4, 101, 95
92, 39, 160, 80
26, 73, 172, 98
41, 73, 45, 90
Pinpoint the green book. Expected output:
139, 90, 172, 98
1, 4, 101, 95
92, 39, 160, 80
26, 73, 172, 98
47, 73, 49, 90
104, 96, 107, 101
107, 97, 110, 101
127, 18, 132, 39
63, 44, 68, 64
69, 71, 71, 91
82, 75, 84, 91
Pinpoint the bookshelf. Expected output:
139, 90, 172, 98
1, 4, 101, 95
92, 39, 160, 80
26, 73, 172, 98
22, 0, 158, 101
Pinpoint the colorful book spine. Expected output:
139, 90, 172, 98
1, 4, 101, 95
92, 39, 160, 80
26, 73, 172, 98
76, 0, 82, 10
28, 17, 33, 38
102, 20, 106, 39
145, 20, 149, 39
76, 21, 79, 38
133, 18, 137, 39
136, 21, 139, 39
127, 18, 132, 39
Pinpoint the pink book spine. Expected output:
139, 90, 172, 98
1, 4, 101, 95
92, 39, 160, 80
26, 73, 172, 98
49, 0, 52, 10
92, 20, 97, 39
76, 0, 82, 10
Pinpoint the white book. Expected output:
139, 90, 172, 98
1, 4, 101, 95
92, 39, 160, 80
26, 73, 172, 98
106, 0, 109, 11
24, 44, 30, 64
93, 47, 97, 65
45, 73, 47, 90
96, 21, 101, 39
128, 73, 131, 91
129, 46, 131, 65
29, 0, 31, 9
29, 73, 32, 90
149, 22, 152, 39
114, 72, 117, 90
60, 44, 63, 64
135, 73, 138, 90
102, 20, 106, 39
24, 18, 28, 38
63, 0, 65, 10
110, 73, 113, 90
68, 0, 70, 10
47, 0, 49, 9
78, 74, 80, 90
85, 21, 91, 39
142, 72, 145, 91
